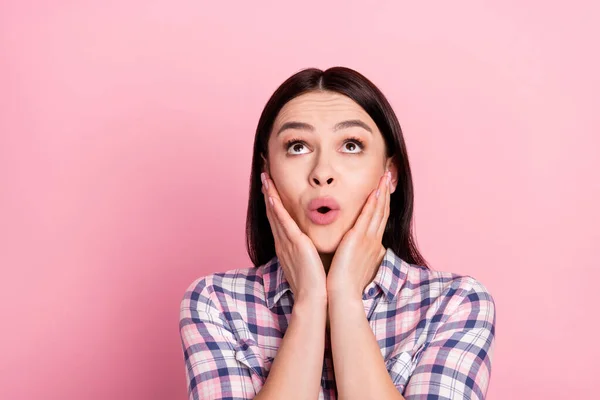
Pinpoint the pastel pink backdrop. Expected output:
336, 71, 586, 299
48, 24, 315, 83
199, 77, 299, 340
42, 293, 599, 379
1, 1, 598, 399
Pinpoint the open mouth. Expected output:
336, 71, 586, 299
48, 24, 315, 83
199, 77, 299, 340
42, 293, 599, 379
307, 197, 341, 225
308, 206, 340, 225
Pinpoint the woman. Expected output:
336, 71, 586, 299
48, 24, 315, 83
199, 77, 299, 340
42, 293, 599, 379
179, 67, 496, 400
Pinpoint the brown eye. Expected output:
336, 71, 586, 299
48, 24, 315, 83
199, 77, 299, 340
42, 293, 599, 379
341, 138, 365, 153
285, 139, 310, 155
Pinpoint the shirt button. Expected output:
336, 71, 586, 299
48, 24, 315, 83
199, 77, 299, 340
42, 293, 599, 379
368, 287, 375, 297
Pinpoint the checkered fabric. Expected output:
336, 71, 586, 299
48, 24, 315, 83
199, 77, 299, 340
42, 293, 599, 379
179, 247, 496, 399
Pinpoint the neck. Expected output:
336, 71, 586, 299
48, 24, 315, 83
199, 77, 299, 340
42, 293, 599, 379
319, 252, 334, 275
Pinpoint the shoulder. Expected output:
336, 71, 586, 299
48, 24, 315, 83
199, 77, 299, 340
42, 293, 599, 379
406, 262, 494, 302
180, 266, 265, 315
401, 263, 496, 327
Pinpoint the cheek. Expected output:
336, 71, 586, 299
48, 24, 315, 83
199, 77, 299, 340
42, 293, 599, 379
346, 176, 378, 215
272, 178, 303, 216
352, 171, 379, 196
346, 193, 369, 222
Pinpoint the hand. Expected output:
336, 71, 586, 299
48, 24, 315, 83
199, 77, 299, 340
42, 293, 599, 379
261, 171, 328, 303
326, 170, 392, 299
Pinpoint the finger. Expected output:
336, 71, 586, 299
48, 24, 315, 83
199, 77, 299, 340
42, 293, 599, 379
270, 195, 304, 241
262, 173, 284, 242
263, 173, 302, 242
368, 172, 389, 235
352, 188, 376, 232
354, 173, 387, 233
263, 174, 288, 243
262, 185, 281, 241
377, 171, 391, 238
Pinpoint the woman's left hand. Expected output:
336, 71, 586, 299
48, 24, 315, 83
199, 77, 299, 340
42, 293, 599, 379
326, 169, 392, 299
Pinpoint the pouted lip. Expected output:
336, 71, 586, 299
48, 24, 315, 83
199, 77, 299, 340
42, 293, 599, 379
307, 197, 341, 212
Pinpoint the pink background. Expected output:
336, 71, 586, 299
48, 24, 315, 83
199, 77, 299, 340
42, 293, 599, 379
1, 1, 598, 399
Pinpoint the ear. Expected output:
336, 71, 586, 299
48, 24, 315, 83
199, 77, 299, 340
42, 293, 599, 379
385, 156, 399, 194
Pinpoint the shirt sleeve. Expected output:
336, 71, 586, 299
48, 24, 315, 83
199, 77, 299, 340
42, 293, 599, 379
402, 280, 496, 400
179, 277, 258, 400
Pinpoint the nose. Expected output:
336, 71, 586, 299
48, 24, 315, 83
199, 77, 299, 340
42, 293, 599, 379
310, 164, 335, 186
309, 152, 336, 187
312, 176, 334, 186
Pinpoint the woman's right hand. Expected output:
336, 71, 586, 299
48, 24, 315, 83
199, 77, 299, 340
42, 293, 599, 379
261, 171, 327, 303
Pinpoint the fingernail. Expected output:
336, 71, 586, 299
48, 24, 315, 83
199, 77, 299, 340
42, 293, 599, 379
387, 174, 391, 185
261, 172, 269, 190
269, 196, 274, 207
376, 189, 381, 198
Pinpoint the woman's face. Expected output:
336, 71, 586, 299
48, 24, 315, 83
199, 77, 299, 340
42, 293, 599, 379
264, 90, 397, 255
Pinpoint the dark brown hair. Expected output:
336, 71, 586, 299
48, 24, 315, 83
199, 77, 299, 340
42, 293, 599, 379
245, 67, 429, 269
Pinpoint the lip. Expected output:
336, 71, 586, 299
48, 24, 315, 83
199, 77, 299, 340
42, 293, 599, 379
307, 197, 341, 225
307, 209, 340, 225
308, 197, 340, 211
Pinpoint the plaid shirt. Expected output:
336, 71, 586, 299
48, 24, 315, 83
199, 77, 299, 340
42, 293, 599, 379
179, 247, 496, 399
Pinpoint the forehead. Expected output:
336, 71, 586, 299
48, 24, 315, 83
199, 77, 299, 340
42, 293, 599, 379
274, 91, 373, 126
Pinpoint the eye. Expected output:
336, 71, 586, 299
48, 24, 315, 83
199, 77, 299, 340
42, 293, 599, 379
285, 136, 366, 156
285, 138, 310, 155
341, 137, 365, 154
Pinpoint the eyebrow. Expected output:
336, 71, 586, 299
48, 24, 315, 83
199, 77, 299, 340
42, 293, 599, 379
275, 119, 373, 136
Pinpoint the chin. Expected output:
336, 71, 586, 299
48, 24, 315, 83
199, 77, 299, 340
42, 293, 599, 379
308, 230, 343, 254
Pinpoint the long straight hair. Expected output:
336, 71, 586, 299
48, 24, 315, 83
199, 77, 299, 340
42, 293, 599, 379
245, 67, 429, 269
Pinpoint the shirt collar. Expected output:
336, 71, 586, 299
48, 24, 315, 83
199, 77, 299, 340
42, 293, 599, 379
262, 247, 408, 309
